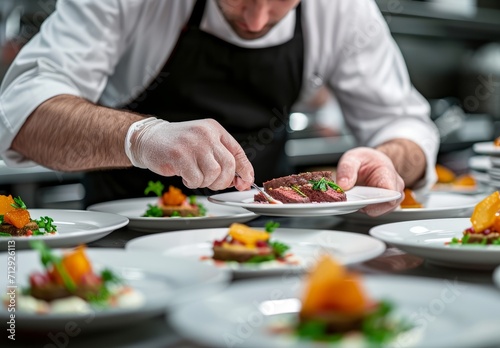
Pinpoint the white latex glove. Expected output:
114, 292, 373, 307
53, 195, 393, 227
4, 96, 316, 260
336, 147, 405, 217
125, 117, 254, 191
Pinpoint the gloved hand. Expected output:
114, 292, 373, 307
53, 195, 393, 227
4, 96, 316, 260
125, 117, 254, 191
336, 147, 405, 216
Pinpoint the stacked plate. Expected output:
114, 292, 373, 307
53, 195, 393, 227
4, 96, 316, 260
472, 142, 500, 189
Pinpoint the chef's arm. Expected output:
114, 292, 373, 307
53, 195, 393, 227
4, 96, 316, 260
11, 95, 143, 171
375, 138, 426, 187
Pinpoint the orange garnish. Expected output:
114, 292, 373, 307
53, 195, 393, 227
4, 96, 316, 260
0, 195, 16, 215
162, 186, 187, 206
4, 208, 31, 228
50, 245, 93, 285
300, 255, 369, 317
400, 188, 423, 209
471, 191, 500, 233
435, 164, 455, 183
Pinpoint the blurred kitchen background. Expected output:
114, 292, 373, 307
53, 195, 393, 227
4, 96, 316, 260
0, 0, 499, 208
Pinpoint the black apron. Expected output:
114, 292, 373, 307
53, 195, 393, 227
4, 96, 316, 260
84, 0, 304, 206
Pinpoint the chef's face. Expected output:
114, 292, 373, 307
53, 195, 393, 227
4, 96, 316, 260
217, 0, 301, 40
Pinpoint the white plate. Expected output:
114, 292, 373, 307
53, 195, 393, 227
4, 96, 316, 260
0, 209, 128, 251
473, 141, 500, 156
207, 186, 401, 217
0, 248, 229, 332
369, 218, 500, 269
342, 192, 480, 225
87, 196, 258, 232
125, 228, 386, 277
468, 155, 490, 172
169, 275, 500, 348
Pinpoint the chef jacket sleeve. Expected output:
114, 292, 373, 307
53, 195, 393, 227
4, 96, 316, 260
327, 0, 440, 191
0, 0, 135, 166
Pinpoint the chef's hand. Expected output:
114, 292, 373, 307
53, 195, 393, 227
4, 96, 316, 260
335, 147, 404, 216
125, 117, 254, 191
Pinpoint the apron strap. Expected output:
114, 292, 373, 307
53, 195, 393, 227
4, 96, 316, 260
187, 0, 206, 27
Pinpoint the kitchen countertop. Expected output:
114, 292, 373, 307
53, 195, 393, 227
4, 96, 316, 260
3, 214, 499, 348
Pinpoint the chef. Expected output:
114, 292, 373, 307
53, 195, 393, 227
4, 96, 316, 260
0, 0, 439, 216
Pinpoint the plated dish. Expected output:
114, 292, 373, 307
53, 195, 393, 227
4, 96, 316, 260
0, 248, 229, 332
87, 196, 257, 232
0, 209, 129, 250
342, 191, 479, 225
125, 227, 386, 277
208, 186, 401, 217
473, 141, 500, 156
169, 272, 500, 348
369, 217, 500, 269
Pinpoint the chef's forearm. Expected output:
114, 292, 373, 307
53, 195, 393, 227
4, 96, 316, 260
11, 95, 144, 171
375, 138, 426, 187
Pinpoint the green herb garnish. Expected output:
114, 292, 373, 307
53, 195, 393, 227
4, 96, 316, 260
12, 196, 27, 209
291, 185, 307, 197
29, 241, 76, 292
309, 177, 344, 193
265, 221, 280, 233
0, 232, 12, 237
269, 241, 289, 257
34, 216, 57, 234
245, 255, 276, 263
144, 180, 164, 197
143, 204, 163, 217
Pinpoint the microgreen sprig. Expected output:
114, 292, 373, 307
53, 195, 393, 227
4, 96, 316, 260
144, 180, 164, 197
265, 221, 280, 233
29, 240, 76, 292
309, 178, 344, 193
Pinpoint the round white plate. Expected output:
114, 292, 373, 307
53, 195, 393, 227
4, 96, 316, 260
0, 248, 229, 332
342, 192, 480, 225
369, 218, 500, 269
468, 155, 490, 172
87, 196, 258, 232
207, 186, 401, 217
125, 228, 385, 277
0, 209, 129, 251
169, 275, 500, 348
473, 142, 500, 156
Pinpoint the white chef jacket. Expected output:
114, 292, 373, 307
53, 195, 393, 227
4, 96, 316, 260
0, 0, 439, 190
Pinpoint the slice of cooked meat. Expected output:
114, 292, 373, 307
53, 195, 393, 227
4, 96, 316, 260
160, 205, 200, 217
263, 171, 335, 191
254, 171, 346, 204
0, 221, 39, 236
212, 245, 273, 263
464, 232, 500, 244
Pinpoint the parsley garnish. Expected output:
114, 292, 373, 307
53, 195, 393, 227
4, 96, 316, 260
34, 216, 57, 234
309, 178, 344, 193
143, 204, 163, 217
245, 255, 276, 263
144, 180, 164, 197
0, 232, 12, 237
269, 241, 289, 257
265, 221, 280, 233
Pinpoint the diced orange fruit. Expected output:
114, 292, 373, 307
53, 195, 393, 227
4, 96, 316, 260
228, 223, 269, 247
471, 191, 500, 233
4, 208, 31, 228
50, 245, 93, 285
300, 255, 368, 317
162, 186, 186, 206
0, 195, 16, 215
453, 174, 476, 187
435, 164, 455, 183
491, 214, 500, 233
400, 188, 423, 209
495, 137, 500, 147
